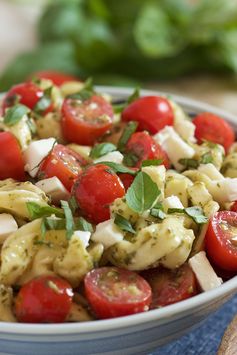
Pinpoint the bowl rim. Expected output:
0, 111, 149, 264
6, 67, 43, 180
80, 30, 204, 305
0, 86, 236, 335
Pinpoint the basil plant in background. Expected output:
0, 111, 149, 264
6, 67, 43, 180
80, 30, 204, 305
1, 0, 237, 90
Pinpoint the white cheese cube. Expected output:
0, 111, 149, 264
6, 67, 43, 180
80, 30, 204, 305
24, 138, 56, 177
154, 127, 195, 170
35, 177, 70, 204
162, 195, 184, 212
91, 219, 124, 249
94, 151, 123, 164
73, 230, 91, 249
189, 251, 223, 291
175, 120, 196, 143
208, 178, 237, 204
0, 214, 18, 243
198, 163, 224, 180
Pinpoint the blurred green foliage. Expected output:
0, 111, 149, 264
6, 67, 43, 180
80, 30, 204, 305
1, 0, 237, 90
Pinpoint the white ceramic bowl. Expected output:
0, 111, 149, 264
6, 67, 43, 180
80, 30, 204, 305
0, 87, 237, 355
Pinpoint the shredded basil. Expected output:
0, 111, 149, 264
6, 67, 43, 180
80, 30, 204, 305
90, 142, 117, 159
150, 202, 166, 219
141, 159, 163, 167
200, 152, 213, 164
123, 151, 140, 167
61, 200, 75, 240
96, 161, 137, 175
68, 196, 79, 214
113, 88, 140, 114
26, 202, 64, 220
179, 158, 199, 170
34, 86, 52, 114
4, 104, 29, 126
66, 77, 94, 101
114, 213, 136, 234
75, 216, 93, 232
117, 121, 138, 152
167, 206, 208, 224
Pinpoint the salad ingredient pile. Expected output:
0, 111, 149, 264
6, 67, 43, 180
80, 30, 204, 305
0, 71, 236, 323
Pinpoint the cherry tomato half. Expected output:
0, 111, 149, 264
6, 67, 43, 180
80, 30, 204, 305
205, 211, 237, 271
61, 96, 114, 145
0, 132, 25, 181
15, 275, 73, 323
122, 96, 174, 134
73, 164, 125, 224
38, 144, 87, 191
124, 131, 170, 168
141, 264, 197, 308
2, 82, 44, 112
30, 70, 80, 86
84, 267, 152, 319
192, 112, 235, 152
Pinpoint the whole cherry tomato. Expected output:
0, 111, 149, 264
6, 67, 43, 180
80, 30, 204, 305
15, 275, 73, 323
73, 164, 125, 223
84, 267, 152, 319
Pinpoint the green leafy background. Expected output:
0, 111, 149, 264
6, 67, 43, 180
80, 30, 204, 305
1, 0, 237, 90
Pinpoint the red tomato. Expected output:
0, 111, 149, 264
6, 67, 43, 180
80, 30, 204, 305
30, 71, 80, 86
73, 164, 125, 224
14, 275, 73, 323
205, 211, 237, 271
231, 201, 237, 213
121, 96, 174, 134
0, 132, 25, 181
61, 96, 114, 145
124, 131, 170, 168
84, 267, 152, 319
2, 82, 44, 112
141, 264, 197, 308
38, 144, 87, 191
192, 112, 235, 152
118, 173, 135, 191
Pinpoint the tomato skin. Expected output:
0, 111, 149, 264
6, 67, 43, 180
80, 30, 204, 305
73, 164, 125, 224
84, 267, 152, 319
231, 201, 237, 213
192, 112, 235, 152
125, 131, 170, 168
61, 96, 114, 145
2, 82, 44, 112
0, 132, 25, 181
205, 211, 237, 271
14, 275, 73, 323
141, 264, 197, 308
30, 71, 80, 86
118, 173, 135, 191
38, 144, 87, 191
121, 96, 174, 134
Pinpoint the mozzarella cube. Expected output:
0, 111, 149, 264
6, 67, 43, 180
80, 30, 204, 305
94, 151, 123, 164
162, 195, 184, 212
73, 230, 91, 249
175, 120, 196, 143
154, 127, 195, 170
189, 251, 223, 291
198, 163, 224, 180
35, 177, 69, 204
0, 214, 18, 243
24, 138, 56, 177
91, 219, 124, 249
208, 178, 237, 204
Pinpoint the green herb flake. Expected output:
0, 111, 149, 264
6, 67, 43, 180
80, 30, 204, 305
34, 86, 52, 114
142, 159, 163, 167
126, 171, 160, 213
150, 203, 166, 219
75, 217, 93, 232
67, 77, 94, 101
114, 213, 136, 234
179, 158, 199, 170
68, 196, 79, 214
117, 121, 138, 152
90, 142, 116, 159
26, 202, 64, 220
113, 88, 140, 114
96, 161, 137, 175
61, 200, 75, 240
4, 104, 29, 126
200, 152, 213, 164
123, 152, 140, 167
167, 206, 208, 224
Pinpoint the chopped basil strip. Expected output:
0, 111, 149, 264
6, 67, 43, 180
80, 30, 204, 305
75, 217, 93, 232
179, 158, 199, 169
34, 86, 52, 114
96, 161, 137, 175
113, 88, 140, 114
200, 152, 213, 164
90, 143, 117, 159
117, 121, 138, 152
142, 159, 163, 167
68, 196, 79, 214
67, 77, 94, 101
26, 118, 37, 135
41, 215, 93, 234
150, 202, 166, 219
123, 151, 140, 167
26, 202, 64, 220
167, 206, 208, 224
4, 104, 29, 126
114, 213, 136, 234
61, 200, 75, 240
126, 171, 160, 213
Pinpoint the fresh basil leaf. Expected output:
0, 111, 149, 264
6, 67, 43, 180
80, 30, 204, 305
61, 200, 74, 240
142, 159, 163, 167
179, 158, 199, 170
67, 77, 94, 101
75, 217, 93, 232
26, 202, 64, 220
113, 88, 140, 114
90, 142, 117, 159
123, 152, 140, 167
40, 217, 47, 239
96, 161, 137, 175
126, 171, 160, 213
117, 121, 138, 152
68, 196, 79, 214
127, 87, 140, 103
114, 213, 136, 234
200, 152, 213, 164
150, 208, 166, 220
44, 217, 66, 230
4, 104, 29, 126
34, 87, 52, 114
185, 206, 208, 224
167, 208, 185, 214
